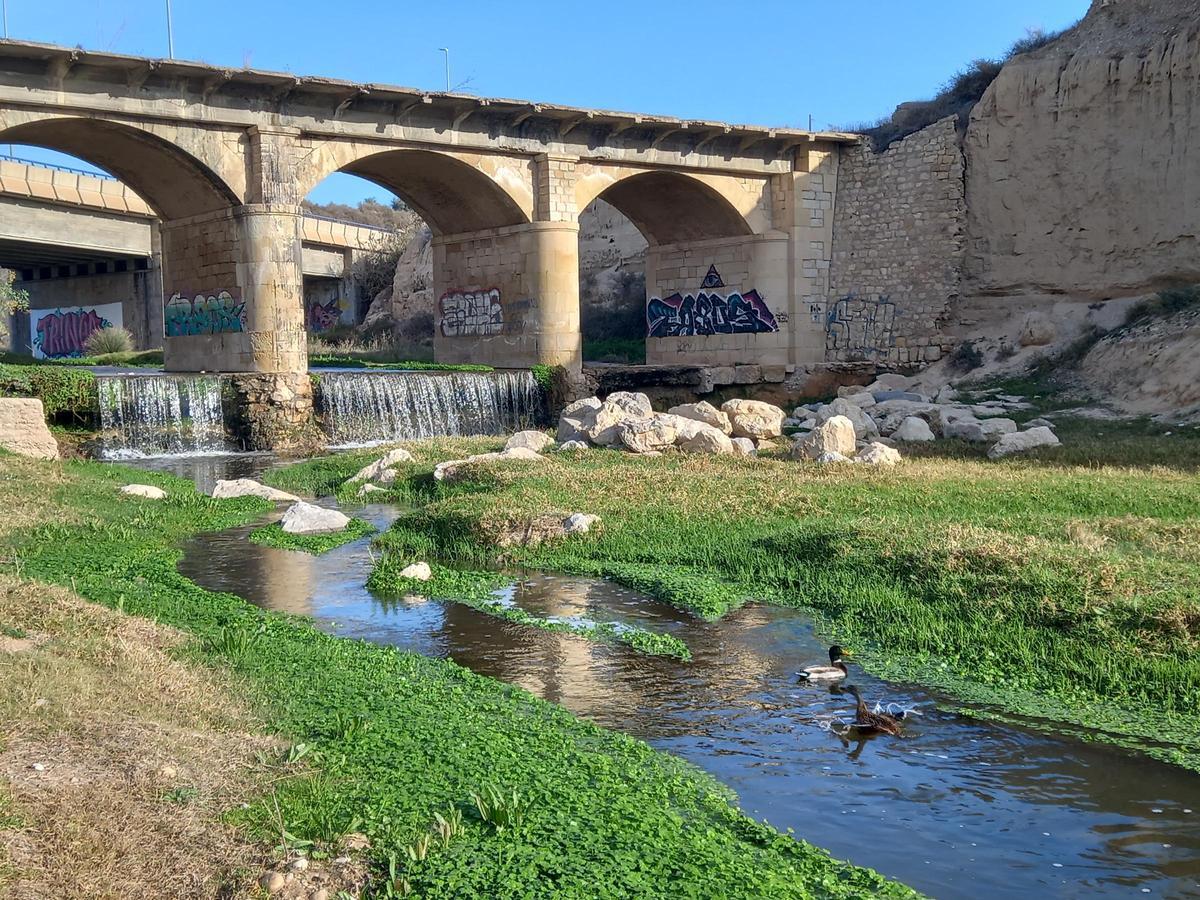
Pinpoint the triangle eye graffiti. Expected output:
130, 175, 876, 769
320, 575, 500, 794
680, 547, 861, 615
701, 264, 725, 290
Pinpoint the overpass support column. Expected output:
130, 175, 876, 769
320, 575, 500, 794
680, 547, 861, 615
161, 127, 311, 449
779, 147, 839, 368
432, 154, 581, 371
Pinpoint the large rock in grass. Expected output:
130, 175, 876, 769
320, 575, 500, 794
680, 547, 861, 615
816, 397, 879, 439
855, 442, 903, 466
505, 430, 554, 453
730, 437, 757, 457
280, 501, 351, 534
433, 447, 546, 483
212, 479, 299, 502
557, 397, 602, 443
892, 417, 935, 442
790, 415, 857, 460
398, 561, 432, 581
720, 399, 786, 440
587, 392, 654, 446
0, 398, 58, 460
987, 426, 1061, 459
680, 426, 734, 455
667, 401, 733, 435
944, 416, 1018, 442
618, 417, 678, 454
347, 447, 415, 484
120, 484, 167, 500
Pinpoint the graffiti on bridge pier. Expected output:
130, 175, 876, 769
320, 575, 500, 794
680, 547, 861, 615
165, 290, 246, 336
439, 288, 505, 337
825, 293, 897, 357
307, 297, 345, 332
646, 289, 779, 338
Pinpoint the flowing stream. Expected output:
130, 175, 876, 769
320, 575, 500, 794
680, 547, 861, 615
159, 455, 1200, 900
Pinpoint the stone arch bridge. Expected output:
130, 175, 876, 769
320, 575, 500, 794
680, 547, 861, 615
0, 40, 855, 437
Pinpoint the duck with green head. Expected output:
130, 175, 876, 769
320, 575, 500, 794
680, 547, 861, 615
797, 645, 850, 682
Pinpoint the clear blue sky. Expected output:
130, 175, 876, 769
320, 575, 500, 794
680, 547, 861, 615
2, 0, 1087, 205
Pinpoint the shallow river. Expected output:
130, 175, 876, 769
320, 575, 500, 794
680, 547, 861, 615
136, 455, 1200, 899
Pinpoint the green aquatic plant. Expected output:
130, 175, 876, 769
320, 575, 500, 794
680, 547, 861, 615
249, 518, 376, 555
470, 784, 529, 832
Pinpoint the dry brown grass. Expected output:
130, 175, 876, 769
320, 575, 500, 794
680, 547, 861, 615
0, 575, 277, 899
0, 455, 76, 540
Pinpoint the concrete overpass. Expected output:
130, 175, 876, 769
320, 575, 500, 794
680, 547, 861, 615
0, 155, 390, 350
0, 39, 856, 446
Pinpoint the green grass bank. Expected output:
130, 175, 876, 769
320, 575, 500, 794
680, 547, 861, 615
0, 453, 913, 899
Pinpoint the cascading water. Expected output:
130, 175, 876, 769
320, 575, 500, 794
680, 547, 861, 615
96, 374, 233, 458
318, 370, 542, 446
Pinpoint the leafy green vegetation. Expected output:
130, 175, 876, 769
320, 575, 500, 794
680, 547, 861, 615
249, 517, 376, 555
0, 348, 164, 368
1, 455, 910, 898
359, 428, 1200, 773
0, 362, 97, 422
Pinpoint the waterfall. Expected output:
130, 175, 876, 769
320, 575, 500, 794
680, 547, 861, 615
318, 370, 542, 446
96, 374, 232, 458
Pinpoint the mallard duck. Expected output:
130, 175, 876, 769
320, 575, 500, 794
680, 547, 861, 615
846, 684, 903, 736
797, 645, 849, 682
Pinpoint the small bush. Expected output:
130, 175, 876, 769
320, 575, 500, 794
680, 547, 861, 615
83, 326, 134, 356
949, 341, 984, 372
1123, 285, 1200, 328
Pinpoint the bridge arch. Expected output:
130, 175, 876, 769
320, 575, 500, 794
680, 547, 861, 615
0, 114, 243, 220
297, 145, 532, 236
576, 169, 759, 245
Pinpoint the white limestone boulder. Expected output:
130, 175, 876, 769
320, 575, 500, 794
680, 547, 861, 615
0, 398, 58, 460
120, 484, 167, 500
730, 437, 757, 457
587, 392, 654, 446
856, 442, 903, 466
680, 426, 734, 455
987, 427, 1061, 459
398, 561, 433, 581
790, 415, 857, 460
347, 447, 415, 484
721, 399, 786, 440
891, 417, 936, 442
557, 440, 589, 452
816, 450, 853, 464
667, 401, 733, 435
356, 483, 386, 499
280, 501, 351, 535
946, 417, 1018, 442
816, 397, 879, 439
505, 430, 554, 453
433, 447, 546, 482
212, 479, 299, 502
562, 513, 601, 535
556, 397, 602, 443
618, 417, 678, 454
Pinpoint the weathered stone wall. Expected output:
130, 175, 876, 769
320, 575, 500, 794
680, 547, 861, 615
826, 116, 965, 367
0, 398, 58, 459
227, 372, 315, 451
645, 234, 790, 367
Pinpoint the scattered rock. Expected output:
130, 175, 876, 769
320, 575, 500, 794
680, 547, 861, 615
667, 400, 733, 434
934, 385, 959, 403
618, 417, 678, 454
0, 398, 58, 460
892, 417, 936, 442
557, 440, 588, 452
653, 413, 712, 443
289, 857, 310, 873
562, 513, 600, 534
1018, 312, 1057, 347
375, 468, 400, 486
557, 397, 602, 442
212, 479, 299, 502
721, 399, 786, 440
280, 502, 351, 535
856, 442, 903, 466
730, 437, 757, 457
398, 561, 432, 580
816, 450, 852, 464
356, 483, 386, 499
873, 390, 925, 403
841, 391, 878, 408
988, 426, 1062, 459
1026, 417, 1056, 429
120, 484, 167, 500
947, 417, 1019, 442
433, 447, 546, 482
505, 430, 554, 453
790, 415, 857, 460
347, 447, 415, 484
587, 394, 653, 446
680, 427, 734, 455
816, 397, 879, 439
260, 872, 286, 894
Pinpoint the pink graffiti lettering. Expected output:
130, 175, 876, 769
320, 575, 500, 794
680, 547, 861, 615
35, 309, 108, 358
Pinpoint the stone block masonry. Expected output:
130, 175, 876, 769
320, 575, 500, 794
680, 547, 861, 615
0, 398, 59, 459
827, 117, 966, 367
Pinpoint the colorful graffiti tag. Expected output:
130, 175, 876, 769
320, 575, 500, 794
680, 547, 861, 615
825, 293, 897, 357
164, 291, 246, 337
646, 289, 778, 337
307, 297, 344, 332
439, 288, 504, 337
31, 303, 123, 359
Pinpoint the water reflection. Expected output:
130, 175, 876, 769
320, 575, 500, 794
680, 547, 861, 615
175, 518, 1200, 900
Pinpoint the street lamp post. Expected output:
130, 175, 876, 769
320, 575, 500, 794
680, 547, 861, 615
3, 1, 9, 40
439, 47, 450, 91
165, 0, 175, 58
